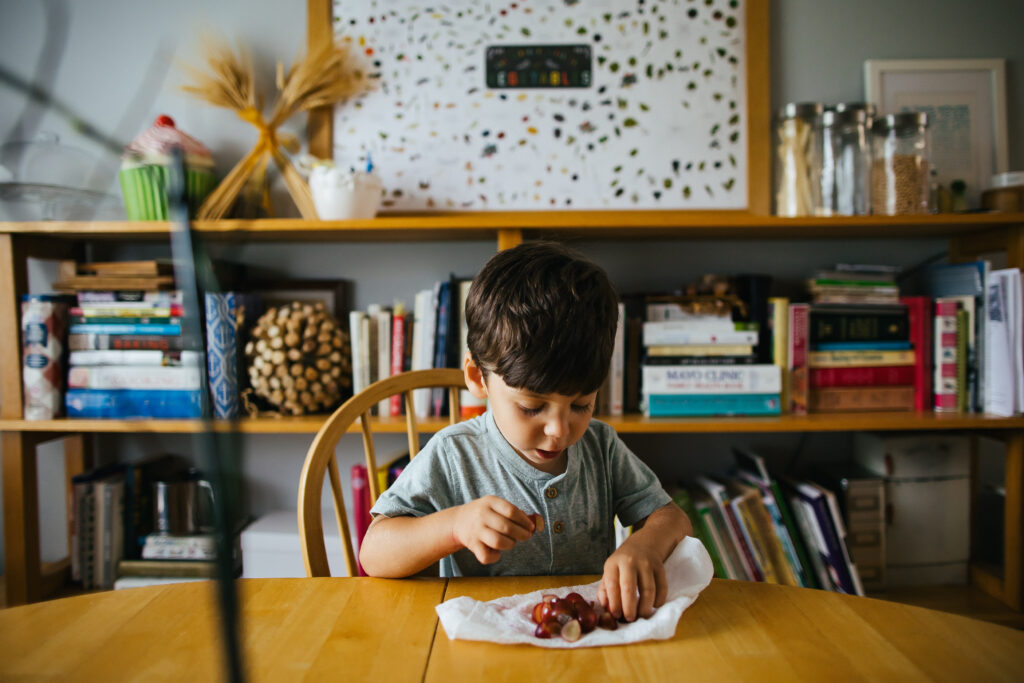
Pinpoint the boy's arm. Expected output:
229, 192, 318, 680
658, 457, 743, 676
359, 508, 463, 577
599, 502, 692, 621
359, 495, 541, 577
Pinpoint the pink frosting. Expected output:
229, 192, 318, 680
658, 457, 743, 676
123, 117, 213, 167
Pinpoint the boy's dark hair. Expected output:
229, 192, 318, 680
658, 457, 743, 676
466, 240, 619, 396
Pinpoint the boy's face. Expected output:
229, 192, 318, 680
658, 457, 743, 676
464, 354, 596, 475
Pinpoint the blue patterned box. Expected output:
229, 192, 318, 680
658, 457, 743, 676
205, 292, 239, 419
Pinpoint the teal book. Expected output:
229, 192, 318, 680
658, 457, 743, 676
646, 393, 781, 417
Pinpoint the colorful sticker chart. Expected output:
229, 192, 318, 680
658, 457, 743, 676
332, 0, 748, 211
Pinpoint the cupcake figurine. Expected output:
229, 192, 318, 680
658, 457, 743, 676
119, 115, 217, 220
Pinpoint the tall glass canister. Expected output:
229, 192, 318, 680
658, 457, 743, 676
773, 102, 824, 216
821, 107, 872, 215
871, 112, 931, 215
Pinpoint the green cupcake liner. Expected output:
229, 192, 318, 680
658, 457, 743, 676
119, 165, 216, 220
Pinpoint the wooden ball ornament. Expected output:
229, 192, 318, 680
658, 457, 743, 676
244, 301, 352, 415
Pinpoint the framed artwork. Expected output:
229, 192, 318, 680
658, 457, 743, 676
865, 58, 1009, 210
308, 0, 770, 214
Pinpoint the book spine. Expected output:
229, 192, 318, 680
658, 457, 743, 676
788, 303, 809, 415
642, 355, 756, 365
797, 486, 859, 595
899, 296, 932, 412
809, 309, 909, 343
731, 496, 774, 583
65, 388, 203, 418
68, 365, 202, 390
641, 364, 781, 394
431, 281, 453, 417
69, 350, 202, 366
642, 323, 759, 346
389, 309, 406, 416
77, 290, 183, 304
67, 334, 189, 351
645, 343, 755, 357
142, 534, 218, 560
807, 386, 915, 412
70, 315, 180, 325
205, 292, 239, 419
75, 305, 183, 317
768, 297, 789, 413
69, 323, 182, 336
812, 341, 912, 351
807, 349, 915, 368
608, 302, 625, 416
645, 393, 781, 417
349, 311, 367, 397
808, 365, 915, 388
934, 298, 960, 412
351, 464, 371, 576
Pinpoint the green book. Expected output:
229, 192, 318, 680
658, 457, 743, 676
672, 487, 728, 580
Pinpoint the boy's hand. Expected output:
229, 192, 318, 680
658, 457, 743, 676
451, 495, 540, 565
597, 542, 668, 622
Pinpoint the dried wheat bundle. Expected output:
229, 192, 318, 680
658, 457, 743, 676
180, 37, 368, 219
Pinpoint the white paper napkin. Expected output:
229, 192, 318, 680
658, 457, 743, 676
435, 535, 714, 648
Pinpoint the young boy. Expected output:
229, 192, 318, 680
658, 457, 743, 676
360, 241, 692, 622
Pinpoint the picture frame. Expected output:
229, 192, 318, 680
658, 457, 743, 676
244, 278, 352, 323
864, 58, 1009, 209
306, 0, 771, 215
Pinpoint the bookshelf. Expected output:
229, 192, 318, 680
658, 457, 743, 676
2, 214, 1024, 622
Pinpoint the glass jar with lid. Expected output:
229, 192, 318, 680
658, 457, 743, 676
773, 102, 824, 216
821, 107, 872, 215
871, 112, 931, 215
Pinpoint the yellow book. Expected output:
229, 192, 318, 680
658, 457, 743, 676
645, 344, 754, 357
768, 297, 790, 412
807, 349, 915, 368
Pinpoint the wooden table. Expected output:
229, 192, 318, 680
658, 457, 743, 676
2, 577, 1023, 682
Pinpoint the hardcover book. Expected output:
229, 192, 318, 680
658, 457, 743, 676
641, 364, 781, 395
787, 302, 809, 415
807, 385, 915, 412
644, 393, 781, 417
898, 295, 932, 411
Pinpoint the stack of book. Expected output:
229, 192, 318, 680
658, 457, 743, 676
807, 264, 900, 306
801, 303, 916, 413
640, 310, 780, 417
65, 290, 204, 418
60, 260, 204, 418
672, 449, 865, 596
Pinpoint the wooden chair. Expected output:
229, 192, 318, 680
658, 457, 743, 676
297, 368, 468, 577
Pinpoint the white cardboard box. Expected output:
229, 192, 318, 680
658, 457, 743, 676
853, 433, 971, 585
240, 510, 352, 578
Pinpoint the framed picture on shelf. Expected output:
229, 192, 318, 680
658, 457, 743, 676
864, 58, 1009, 210
306, 0, 771, 214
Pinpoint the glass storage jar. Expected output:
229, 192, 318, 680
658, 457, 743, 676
821, 107, 872, 215
871, 112, 931, 215
773, 102, 824, 216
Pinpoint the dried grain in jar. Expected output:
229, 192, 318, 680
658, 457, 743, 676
871, 112, 930, 215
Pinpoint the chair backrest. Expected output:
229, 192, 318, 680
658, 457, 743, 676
297, 368, 468, 577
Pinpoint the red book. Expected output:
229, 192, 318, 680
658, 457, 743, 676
809, 365, 915, 388
389, 310, 410, 416
351, 464, 371, 576
788, 303, 809, 414
900, 296, 932, 411
933, 298, 960, 412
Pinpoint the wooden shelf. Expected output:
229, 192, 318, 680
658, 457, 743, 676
2, 211, 1023, 242
3, 412, 1024, 435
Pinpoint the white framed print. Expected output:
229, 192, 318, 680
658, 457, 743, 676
864, 58, 1009, 210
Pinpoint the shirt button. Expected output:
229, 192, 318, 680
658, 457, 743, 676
553, 521, 564, 534
546, 487, 558, 499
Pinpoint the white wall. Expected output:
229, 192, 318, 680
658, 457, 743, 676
2, 0, 1022, 571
